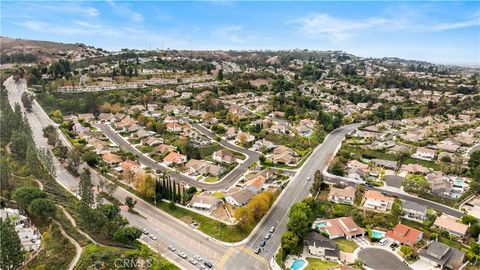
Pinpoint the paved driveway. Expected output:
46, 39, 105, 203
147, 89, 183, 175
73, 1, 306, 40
358, 248, 411, 270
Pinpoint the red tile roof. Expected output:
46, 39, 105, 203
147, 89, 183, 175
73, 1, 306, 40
386, 224, 422, 246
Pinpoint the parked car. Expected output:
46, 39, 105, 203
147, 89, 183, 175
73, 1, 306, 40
189, 258, 198, 265
168, 246, 176, 251
204, 261, 213, 268
149, 234, 157, 240
260, 240, 267, 247
379, 238, 389, 246
269, 226, 275, 233
254, 247, 261, 254
200, 266, 206, 270
265, 233, 271, 239
194, 255, 203, 261
141, 228, 149, 234
178, 251, 187, 259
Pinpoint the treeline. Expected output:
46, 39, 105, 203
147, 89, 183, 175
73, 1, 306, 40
0, 53, 38, 63
157, 176, 186, 204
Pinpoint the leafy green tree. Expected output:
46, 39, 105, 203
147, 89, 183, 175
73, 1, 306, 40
12, 186, 47, 209
462, 215, 478, 225
281, 230, 299, 255
125, 196, 136, 210
113, 226, 142, 244
79, 168, 94, 208
28, 198, 56, 220
400, 245, 414, 260
21, 92, 33, 112
0, 157, 11, 196
287, 209, 310, 238
0, 219, 24, 269
216, 69, 223, 81
10, 131, 30, 159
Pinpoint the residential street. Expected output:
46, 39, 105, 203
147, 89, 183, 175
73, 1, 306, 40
93, 122, 259, 191
223, 124, 361, 270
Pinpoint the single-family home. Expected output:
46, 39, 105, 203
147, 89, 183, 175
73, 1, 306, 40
313, 217, 365, 240
402, 200, 428, 222
327, 186, 356, 205
212, 150, 236, 164
142, 136, 164, 147
306, 232, 340, 261
400, 164, 430, 175
413, 147, 436, 161
372, 159, 398, 170
98, 113, 114, 123
102, 152, 123, 165
156, 144, 176, 154
347, 160, 370, 174
78, 113, 95, 122
187, 194, 223, 212
272, 145, 297, 164
386, 224, 423, 246
362, 190, 394, 212
252, 139, 276, 152
244, 175, 266, 194
433, 215, 469, 238
419, 241, 465, 270
236, 132, 255, 143
224, 189, 255, 207
163, 152, 187, 166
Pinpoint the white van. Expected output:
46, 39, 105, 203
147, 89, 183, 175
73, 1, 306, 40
379, 238, 389, 246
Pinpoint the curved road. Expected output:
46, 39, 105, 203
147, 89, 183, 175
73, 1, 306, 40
93, 122, 259, 190
222, 123, 361, 270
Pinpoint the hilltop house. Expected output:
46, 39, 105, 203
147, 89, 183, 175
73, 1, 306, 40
433, 215, 469, 238
306, 232, 340, 261
419, 241, 465, 270
386, 224, 423, 246
362, 190, 394, 212
312, 217, 365, 240
327, 186, 356, 205
402, 200, 427, 222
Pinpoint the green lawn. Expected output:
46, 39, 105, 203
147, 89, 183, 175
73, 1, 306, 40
305, 258, 339, 270
74, 244, 179, 270
334, 239, 359, 253
156, 200, 249, 242
204, 176, 219, 183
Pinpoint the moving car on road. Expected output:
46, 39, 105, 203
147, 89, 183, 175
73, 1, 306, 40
265, 233, 271, 239
269, 226, 275, 233
189, 258, 198, 265
149, 234, 157, 240
178, 251, 187, 259
194, 255, 203, 261
168, 246, 176, 251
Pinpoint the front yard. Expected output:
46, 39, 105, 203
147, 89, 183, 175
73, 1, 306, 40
334, 239, 358, 253
305, 258, 339, 270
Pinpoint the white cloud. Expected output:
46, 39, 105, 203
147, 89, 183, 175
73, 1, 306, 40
291, 13, 480, 42
107, 0, 144, 22
214, 25, 246, 44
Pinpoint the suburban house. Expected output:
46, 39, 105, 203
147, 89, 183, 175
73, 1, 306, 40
386, 224, 423, 246
305, 232, 340, 261
433, 215, 469, 238
1, 208, 41, 253
327, 186, 356, 205
400, 163, 430, 175
272, 145, 297, 164
156, 144, 176, 154
371, 159, 398, 170
102, 152, 123, 165
362, 190, 394, 212
413, 147, 436, 161
419, 241, 465, 269
252, 139, 276, 152
163, 152, 187, 166
236, 132, 255, 143
244, 175, 266, 194
347, 160, 370, 174
187, 194, 223, 212
312, 217, 365, 240
402, 200, 428, 222
119, 160, 141, 174
212, 149, 236, 164
224, 189, 255, 207
185, 159, 223, 177
142, 136, 164, 146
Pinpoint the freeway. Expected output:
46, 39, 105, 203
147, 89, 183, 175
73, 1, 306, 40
222, 124, 361, 270
4, 77, 224, 270
323, 172, 466, 219
93, 121, 260, 191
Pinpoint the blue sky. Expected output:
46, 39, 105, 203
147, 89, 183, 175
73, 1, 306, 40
2, 1, 479, 65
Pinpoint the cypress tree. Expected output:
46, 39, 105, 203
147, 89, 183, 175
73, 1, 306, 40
0, 219, 24, 270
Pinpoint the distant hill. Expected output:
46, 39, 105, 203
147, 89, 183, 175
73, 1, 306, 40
0, 36, 108, 63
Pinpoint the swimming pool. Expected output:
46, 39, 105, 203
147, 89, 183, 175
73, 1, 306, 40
290, 259, 307, 270
316, 221, 327, 230
371, 229, 386, 239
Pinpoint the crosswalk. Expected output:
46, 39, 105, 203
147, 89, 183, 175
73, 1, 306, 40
238, 246, 269, 267
215, 247, 236, 269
